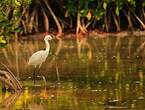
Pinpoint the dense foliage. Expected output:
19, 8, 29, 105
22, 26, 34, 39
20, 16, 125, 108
0, 0, 145, 46
64, 0, 145, 33
0, 0, 31, 47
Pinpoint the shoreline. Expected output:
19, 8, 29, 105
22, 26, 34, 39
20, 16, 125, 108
90, 30, 145, 38
22, 30, 145, 40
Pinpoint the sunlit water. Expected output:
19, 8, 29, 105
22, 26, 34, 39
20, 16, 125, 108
0, 35, 145, 110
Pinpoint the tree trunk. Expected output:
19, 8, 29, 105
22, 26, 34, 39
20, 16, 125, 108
41, 6, 49, 32
28, 11, 35, 33
34, 12, 39, 32
123, 10, 134, 30
128, 7, 145, 29
133, 12, 145, 29
76, 12, 86, 36
104, 11, 109, 32
112, 12, 120, 31
76, 12, 80, 36
43, 0, 62, 36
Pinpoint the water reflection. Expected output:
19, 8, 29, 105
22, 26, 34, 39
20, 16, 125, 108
0, 81, 144, 110
0, 36, 145, 109
0, 92, 22, 110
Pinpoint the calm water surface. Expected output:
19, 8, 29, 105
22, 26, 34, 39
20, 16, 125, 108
0, 35, 145, 110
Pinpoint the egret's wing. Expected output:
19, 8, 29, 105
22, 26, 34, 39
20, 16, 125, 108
28, 50, 48, 67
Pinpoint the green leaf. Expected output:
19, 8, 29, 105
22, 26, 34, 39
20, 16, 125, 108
0, 35, 7, 48
14, 27, 22, 33
0, 35, 6, 44
14, 0, 21, 6
94, 9, 104, 20
115, 7, 119, 16
80, 9, 88, 17
103, 2, 107, 10
0, 43, 7, 48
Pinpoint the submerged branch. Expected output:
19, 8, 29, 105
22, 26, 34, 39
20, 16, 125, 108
0, 63, 22, 91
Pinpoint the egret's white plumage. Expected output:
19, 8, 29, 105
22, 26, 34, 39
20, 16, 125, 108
28, 35, 52, 68
28, 50, 48, 68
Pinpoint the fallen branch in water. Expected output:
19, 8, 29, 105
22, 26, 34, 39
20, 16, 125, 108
0, 63, 22, 92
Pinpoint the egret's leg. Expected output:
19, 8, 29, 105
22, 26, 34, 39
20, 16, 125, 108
38, 63, 42, 76
38, 64, 47, 85
37, 68, 40, 77
33, 68, 36, 84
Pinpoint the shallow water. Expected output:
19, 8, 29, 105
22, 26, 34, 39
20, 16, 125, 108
0, 35, 145, 109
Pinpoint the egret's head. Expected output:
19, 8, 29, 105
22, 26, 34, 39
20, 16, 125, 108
44, 35, 53, 41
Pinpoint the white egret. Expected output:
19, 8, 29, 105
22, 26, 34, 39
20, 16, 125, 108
28, 35, 52, 84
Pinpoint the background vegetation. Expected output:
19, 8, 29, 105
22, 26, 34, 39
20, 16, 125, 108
0, 0, 145, 46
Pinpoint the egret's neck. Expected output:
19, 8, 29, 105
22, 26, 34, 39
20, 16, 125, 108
45, 40, 50, 52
